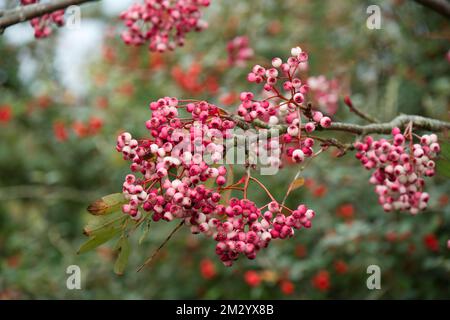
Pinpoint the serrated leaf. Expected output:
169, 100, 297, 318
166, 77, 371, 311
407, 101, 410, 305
87, 193, 127, 216
114, 236, 131, 275
77, 227, 121, 254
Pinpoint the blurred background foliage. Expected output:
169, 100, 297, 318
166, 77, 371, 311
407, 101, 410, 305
0, 0, 449, 299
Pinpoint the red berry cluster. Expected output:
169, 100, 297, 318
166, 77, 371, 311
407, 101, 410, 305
115, 50, 318, 264
211, 200, 314, 266
227, 36, 254, 67
120, 0, 210, 52
355, 128, 440, 214
240, 46, 332, 165
20, 0, 65, 38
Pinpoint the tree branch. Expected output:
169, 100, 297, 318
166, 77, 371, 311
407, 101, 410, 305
230, 114, 450, 136
413, 0, 450, 19
0, 0, 98, 32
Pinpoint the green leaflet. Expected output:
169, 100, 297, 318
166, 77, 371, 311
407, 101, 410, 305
87, 193, 127, 216
114, 236, 131, 275
77, 227, 122, 254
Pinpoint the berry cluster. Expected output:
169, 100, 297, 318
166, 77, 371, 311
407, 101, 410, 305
226, 36, 254, 66
209, 200, 315, 266
120, 0, 210, 52
355, 128, 440, 214
240, 46, 332, 165
115, 58, 317, 264
116, 97, 230, 221
20, 0, 65, 38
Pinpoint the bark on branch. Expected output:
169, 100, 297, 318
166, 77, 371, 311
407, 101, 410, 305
0, 0, 98, 32
230, 114, 450, 136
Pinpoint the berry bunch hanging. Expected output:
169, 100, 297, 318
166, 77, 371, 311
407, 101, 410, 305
80, 45, 447, 273
120, 0, 211, 52
355, 127, 440, 214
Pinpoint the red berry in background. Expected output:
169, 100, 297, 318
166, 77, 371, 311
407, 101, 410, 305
336, 203, 355, 219
244, 271, 261, 287
95, 96, 109, 109
294, 244, 307, 258
53, 121, 68, 142
72, 121, 89, 138
89, 116, 104, 135
312, 184, 328, 198
200, 259, 217, 280
280, 280, 295, 295
423, 234, 439, 252
334, 260, 348, 274
312, 270, 330, 292
0, 105, 12, 124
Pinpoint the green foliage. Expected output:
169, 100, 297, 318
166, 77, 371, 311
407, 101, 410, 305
0, 0, 449, 299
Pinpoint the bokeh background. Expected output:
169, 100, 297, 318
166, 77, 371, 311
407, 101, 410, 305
0, 0, 449, 299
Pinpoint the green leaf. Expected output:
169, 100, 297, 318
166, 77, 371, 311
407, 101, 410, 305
83, 212, 127, 236
87, 193, 127, 216
77, 227, 122, 254
114, 236, 131, 275
139, 220, 151, 245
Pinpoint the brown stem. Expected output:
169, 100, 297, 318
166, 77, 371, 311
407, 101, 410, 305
344, 96, 379, 123
137, 220, 184, 272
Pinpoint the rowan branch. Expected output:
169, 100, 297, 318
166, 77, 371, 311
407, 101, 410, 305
0, 0, 98, 32
230, 114, 450, 136
413, 0, 450, 19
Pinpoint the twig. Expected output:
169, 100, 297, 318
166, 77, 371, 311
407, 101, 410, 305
343, 95, 379, 123
137, 221, 184, 272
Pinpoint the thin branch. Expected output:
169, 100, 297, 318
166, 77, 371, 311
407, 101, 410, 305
230, 114, 450, 136
327, 115, 450, 135
0, 0, 98, 32
137, 221, 184, 272
343, 95, 379, 123
413, 0, 450, 19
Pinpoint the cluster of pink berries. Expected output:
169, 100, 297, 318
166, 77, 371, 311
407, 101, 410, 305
355, 128, 440, 214
307, 76, 340, 115
20, 0, 65, 38
239, 46, 332, 165
120, 0, 210, 52
116, 92, 316, 265
226, 36, 254, 66
205, 199, 315, 266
